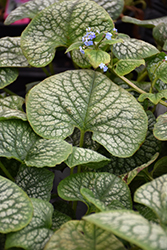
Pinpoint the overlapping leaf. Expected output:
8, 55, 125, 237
5, 198, 53, 250
0, 68, 18, 89
15, 164, 54, 201
84, 210, 167, 250
84, 49, 110, 68
0, 37, 28, 67
26, 69, 148, 158
134, 174, 167, 225
65, 147, 110, 169
58, 172, 132, 212
0, 119, 72, 167
114, 59, 145, 76
138, 90, 167, 105
0, 176, 33, 234
113, 38, 159, 59
51, 210, 71, 231
44, 220, 126, 250
21, 0, 114, 67
0, 96, 27, 121
153, 23, 167, 48
153, 113, 167, 140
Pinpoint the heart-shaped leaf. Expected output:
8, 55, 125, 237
122, 15, 167, 28
134, 174, 167, 225
21, 0, 114, 67
153, 113, 167, 140
0, 96, 27, 121
153, 23, 167, 47
114, 59, 145, 76
64, 147, 110, 169
15, 164, 54, 201
84, 210, 167, 250
113, 38, 159, 59
84, 49, 110, 68
5, 198, 53, 250
51, 210, 71, 231
44, 220, 126, 250
0, 175, 33, 234
58, 172, 132, 212
4, 0, 58, 25
0, 37, 28, 67
0, 68, 18, 89
26, 69, 148, 158
99, 111, 160, 175
0, 119, 72, 167
138, 90, 167, 105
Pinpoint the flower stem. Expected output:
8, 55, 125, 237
42, 67, 50, 77
0, 161, 15, 182
3, 88, 17, 96
49, 62, 55, 75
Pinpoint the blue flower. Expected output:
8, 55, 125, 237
99, 63, 108, 72
165, 56, 167, 61
105, 32, 112, 40
79, 46, 85, 54
88, 32, 96, 40
113, 28, 118, 32
103, 65, 108, 72
84, 40, 93, 46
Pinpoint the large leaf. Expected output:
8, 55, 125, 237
134, 174, 167, 225
5, 198, 53, 250
122, 16, 167, 28
0, 68, 18, 89
4, 0, 58, 25
153, 113, 167, 140
0, 175, 33, 234
21, 0, 114, 67
0, 96, 27, 121
0, 119, 72, 167
44, 220, 126, 250
64, 146, 110, 169
113, 38, 159, 59
58, 172, 132, 212
15, 164, 54, 201
84, 210, 167, 250
26, 69, 148, 158
99, 111, 160, 175
0, 37, 28, 67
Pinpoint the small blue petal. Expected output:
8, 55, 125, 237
165, 56, 167, 61
105, 32, 112, 40
103, 65, 108, 72
99, 63, 105, 69
113, 28, 118, 32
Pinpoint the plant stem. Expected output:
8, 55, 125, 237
149, 76, 158, 93
42, 67, 50, 77
0, 161, 15, 182
49, 62, 55, 75
137, 70, 148, 82
79, 130, 85, 148
3, 88, 17, 96
70, 167, 74, 175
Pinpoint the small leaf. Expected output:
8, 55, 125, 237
71, 49, 91, 68
122, 15, 167, 28
51, 210, 71, 231
21, 0, 114, 67
153, 23, 167, 47
134, 174, 167, 225
26, 69, 148, 158
138, 90, 167, 105
58, 172, 132, 212
153, 113, 167, 140
5, 198, 53, 250
0, 120, 72, 167
0, 37, 28, 67
0, 68, 18, 89
114, 59, 145, 76
0, 96, 27, 121
84, 210, 167, 250
0, 175, 33, 234
15, 164, 54, 201
65, 146, 110, 169
66, 42, 84, 53
44, 220, 126, 250
113, 38, 159, 59
84, 48, 110, 68
152, 156, 167, 178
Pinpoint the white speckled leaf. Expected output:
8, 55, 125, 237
0, 37, 28, 67
0, 175, 33, 234
138, 90, 167, 105
0, 68, 18, 89
84, 210, 167, 250
134, 174, 167, 225
114, 59, 145, 76
122, 16, 167, 28
51, 210, 71, 231
5, 198, 53, 250
26, 69, 148, 158
99, 111, 161, 175
71, 49, 91, 68
64, 147, 110, 169
0, 96, 27, 121
4, 0, 58, 25
0, 119, 72, 167
58, 172, 132, 212
84, 49, 110, 68
44, 220, 126, 250
15, 164, 54, 201
153, 23, 167, 47
21, 0, 114, 67
113, 38, 159, 59
153, 113, 167, 140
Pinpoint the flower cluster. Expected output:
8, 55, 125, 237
99, 63, 108, 72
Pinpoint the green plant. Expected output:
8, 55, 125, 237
0, 0, 167, 249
